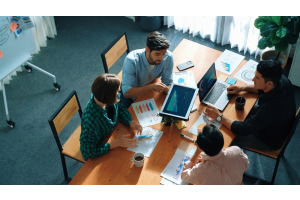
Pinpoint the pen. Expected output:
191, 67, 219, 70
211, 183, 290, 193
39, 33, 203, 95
180, 133, 195, 143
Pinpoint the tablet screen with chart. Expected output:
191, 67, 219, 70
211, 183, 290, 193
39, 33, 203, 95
159, 83, 198, 120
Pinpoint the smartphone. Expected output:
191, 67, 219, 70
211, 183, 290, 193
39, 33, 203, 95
177, 61, 194, 71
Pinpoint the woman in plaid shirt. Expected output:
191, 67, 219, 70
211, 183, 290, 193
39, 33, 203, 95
80, 73, 142, 161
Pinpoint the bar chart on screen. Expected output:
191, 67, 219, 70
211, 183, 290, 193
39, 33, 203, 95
132, 98, 162, 127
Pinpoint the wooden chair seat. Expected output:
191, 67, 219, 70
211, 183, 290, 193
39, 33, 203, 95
101, 32, 129, 81
244, 142, 285, 159
48, 90, 84, 181
62, 125, 85, 163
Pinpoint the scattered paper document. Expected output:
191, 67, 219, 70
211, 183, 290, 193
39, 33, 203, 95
127, 127, 163, 157
234, 59, 258, 85
160, 177, 188, 185
132, 98, 162, 127
215, 49, 245, 75
173, 71, 197, 88
189, 113, 222, 136
160, 148, 191, 185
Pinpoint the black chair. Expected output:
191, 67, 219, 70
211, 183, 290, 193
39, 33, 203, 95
101, 32, 130, 81
243, 107, 300, 184
48, 90, 85, 181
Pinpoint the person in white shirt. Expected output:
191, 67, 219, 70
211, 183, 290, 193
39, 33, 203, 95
181, 124, 249, 185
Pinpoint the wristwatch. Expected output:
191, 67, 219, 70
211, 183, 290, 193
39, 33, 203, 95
217, 114, 223, 122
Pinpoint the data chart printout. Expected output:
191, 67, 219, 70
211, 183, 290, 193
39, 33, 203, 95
160, 141, 196, 185
127, 127, 163, 157
215, 49, 245, 75
234, 59, 258, 85
173, 71, 197, 88
132, 98, 162, 127
189, 113, 222, 136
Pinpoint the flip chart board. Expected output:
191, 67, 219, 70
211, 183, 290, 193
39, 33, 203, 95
0, 16, 36, 80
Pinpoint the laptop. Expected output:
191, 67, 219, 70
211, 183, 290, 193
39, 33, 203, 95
197, 63, 231, 111
160, 83, 199, 121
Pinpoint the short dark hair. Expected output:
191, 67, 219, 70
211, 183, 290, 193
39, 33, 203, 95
196, 124, 224, 156
256, 60, 282, 86
146, 31, 170, 52
91, 73, 120, 105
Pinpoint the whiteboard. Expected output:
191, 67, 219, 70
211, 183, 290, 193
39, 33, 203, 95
0, 16, 36, 80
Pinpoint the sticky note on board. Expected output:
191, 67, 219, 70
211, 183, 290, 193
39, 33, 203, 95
0, 50, 3, 59
226, 77, 237, 84
9, 21, 18, 32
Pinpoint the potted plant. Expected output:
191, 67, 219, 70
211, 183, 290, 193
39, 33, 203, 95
158, 114, 179, 126
254, 16, 300, 68
157, 114, 187, 129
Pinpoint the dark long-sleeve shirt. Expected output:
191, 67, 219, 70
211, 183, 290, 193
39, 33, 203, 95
80, 95, 132, 161
231, 75, 296, 150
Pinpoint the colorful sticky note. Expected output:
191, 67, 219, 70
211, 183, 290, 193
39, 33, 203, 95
0, 50, 3, 59
226, 77, 237, 85
9, 21, 18, 32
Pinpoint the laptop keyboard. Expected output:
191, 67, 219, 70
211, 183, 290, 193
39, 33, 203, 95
204, 82, 227, 105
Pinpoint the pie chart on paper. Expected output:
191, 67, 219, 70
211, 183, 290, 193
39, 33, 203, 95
241, 70, 255, 81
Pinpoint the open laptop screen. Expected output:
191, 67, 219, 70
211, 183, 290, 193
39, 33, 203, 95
197, 63, 217, 101
160, 83, 198, 120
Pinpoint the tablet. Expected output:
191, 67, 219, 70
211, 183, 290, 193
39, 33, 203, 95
159, 83, 199, 121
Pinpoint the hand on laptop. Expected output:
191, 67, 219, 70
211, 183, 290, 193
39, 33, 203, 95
203, 104, 221, 121
227, 85, 242, 94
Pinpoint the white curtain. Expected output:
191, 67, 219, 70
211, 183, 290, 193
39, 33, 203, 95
0, 16, 57, 91
164, 16, 293, 59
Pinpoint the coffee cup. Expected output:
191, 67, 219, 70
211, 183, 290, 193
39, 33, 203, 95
130, 152, 144, 167
235, 96, 246, 110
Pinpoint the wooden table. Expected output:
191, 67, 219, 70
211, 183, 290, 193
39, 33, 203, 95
69, 39, 258, 185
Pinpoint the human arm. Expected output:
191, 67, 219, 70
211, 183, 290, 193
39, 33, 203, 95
227, 84, 259, 95
109, 134, 138, 149
204, 104, 234, 130
117, 102, 142, 134
189, 146, 202, 164
181, 147, 202, 184
124, 82, 169, 98
160, 51, 174, 90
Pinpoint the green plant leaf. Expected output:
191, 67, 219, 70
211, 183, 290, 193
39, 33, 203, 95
272, 16, 282, 26
258, 37, 273, 50
276, 26, 287, 38
254, 16, 271, 29
275, 38, 289, 52
260, 23, 276, 37
270, 30, 281, 44
282, 16, 290, 25
257, 22, 266, 29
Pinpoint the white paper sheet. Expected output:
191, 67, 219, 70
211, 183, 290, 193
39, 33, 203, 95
160, 148, 191, 185
127, 127, 163, 157
234, 59, 258, 85
160, 177, 188, 185
173, 71, 197, 88
215, 49, 245, 75
189, 113, 222, 136
132, 98, 162, 127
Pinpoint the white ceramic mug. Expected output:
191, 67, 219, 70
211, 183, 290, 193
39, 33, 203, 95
130, 152, 144, 167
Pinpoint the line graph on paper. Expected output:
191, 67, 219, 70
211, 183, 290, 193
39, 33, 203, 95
173, 156, 191, 181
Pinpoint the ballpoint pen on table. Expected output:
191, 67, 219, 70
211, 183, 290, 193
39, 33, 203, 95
180, 133, 195, 143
